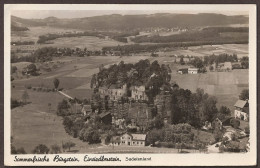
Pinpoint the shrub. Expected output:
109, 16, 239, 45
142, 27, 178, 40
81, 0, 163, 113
32, 144, 49, 154
25, 84, 32, 89
230, 119, 240, 129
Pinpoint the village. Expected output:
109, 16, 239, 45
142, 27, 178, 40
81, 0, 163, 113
57, 58, 250, 153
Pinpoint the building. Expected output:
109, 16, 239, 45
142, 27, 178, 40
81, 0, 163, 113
99, 84, 127, 101
131, 86, 148, 101
99, 112, 112, 125
81, 105, 92, 116
234, 100, 249, 121
120, 133, 146, 146
223, 62, 232, 71
110, 136, 121, 146
212, 118, 223, 130
188, 67, 199, 74
177, 68, 188, 74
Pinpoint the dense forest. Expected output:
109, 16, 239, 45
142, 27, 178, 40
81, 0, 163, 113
131, 27, 248, 43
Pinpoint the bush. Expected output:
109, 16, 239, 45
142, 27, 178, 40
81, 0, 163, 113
32, 144, 49, 154
244, 126, 250, 134
230, 119, 240, 129
25, 84, 32, 89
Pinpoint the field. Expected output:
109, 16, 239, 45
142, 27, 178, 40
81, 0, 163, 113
153, 44, 248, 58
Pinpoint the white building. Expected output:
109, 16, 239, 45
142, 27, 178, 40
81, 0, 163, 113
234, 100, 249, 121
120, 133, 146, 146
131, 86, 148, 101
188, 67, 199, 74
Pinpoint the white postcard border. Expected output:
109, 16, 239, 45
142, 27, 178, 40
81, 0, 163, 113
4, 4, 257, 166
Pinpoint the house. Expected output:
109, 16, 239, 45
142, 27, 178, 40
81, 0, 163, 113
110, 136, 121, 146
234, 100, 249, 121
223, 62, 232, 71
131, 86, 148, 101
81, 105, 92, 116
99, 84, 127, 101
120, 133, 146, 146
99, 112, 112, 125
212, 118, 223, 130
188, 67, 199, 74
177, 68, 188, 74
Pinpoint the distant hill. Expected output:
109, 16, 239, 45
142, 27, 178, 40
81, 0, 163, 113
11, 13, 248, 31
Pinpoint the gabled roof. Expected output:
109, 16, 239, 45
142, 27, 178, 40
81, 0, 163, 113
132, 134, 146, 141
188, 67, 199, 71
111, 136, 121, 143
99, 112, 111, 118
234, 100, 247, 108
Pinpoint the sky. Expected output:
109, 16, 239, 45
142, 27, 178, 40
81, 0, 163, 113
11, 10, 248, 19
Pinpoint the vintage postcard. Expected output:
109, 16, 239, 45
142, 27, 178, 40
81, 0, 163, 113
4, 4, 257, 166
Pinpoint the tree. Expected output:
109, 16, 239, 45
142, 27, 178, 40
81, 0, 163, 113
230, 118, 240, 129
11, 66, 17, 74
21, 90, 29, 104
62, 141, 75, 152
57, 99, 71, 116
213, 128, 223, 142
79, 127, 101, 144
239, 89, 249, 100
209, 65, 214, 71
146, 129, 163, 146
32, 144, 49, 154
16, 147, 27, 154
240, 56, 249, 69
51, 144, 61, 154
26, 64, 38, 76
219, 106, 231, 116
53, 78, 60, 90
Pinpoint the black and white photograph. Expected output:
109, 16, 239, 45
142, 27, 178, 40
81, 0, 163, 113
4, 4, 257, 166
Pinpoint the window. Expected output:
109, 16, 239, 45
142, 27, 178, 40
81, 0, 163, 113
137, 142, 139, 144
140, 142, 143, 144
133, 142, 135, 144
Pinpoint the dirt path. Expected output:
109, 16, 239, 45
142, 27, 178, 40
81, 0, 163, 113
58, 91, 73, 99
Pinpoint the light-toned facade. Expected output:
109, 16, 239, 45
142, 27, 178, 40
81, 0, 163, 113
234, 100, 249, 121
99, 84, 127, 100
120, 133, 146, 146
131, 86, 148, 101
188, 67, 198, 74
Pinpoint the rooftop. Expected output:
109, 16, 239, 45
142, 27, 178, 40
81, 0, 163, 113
132, 134, 146, 141
234, 100, 248, 108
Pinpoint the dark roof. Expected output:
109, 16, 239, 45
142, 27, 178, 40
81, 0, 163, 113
111, 136, 121, 143
178, 68, 188, 71
99, 112, 111, 118
234, 100, 247, 108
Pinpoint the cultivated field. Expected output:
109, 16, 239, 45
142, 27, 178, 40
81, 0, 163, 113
153, 44, 248, 58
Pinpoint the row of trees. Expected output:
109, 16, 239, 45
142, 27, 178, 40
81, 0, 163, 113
11, 41, 35, 46
204, 53, 238, 65
37, 31, 139, 44
11, 47, 106, 63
